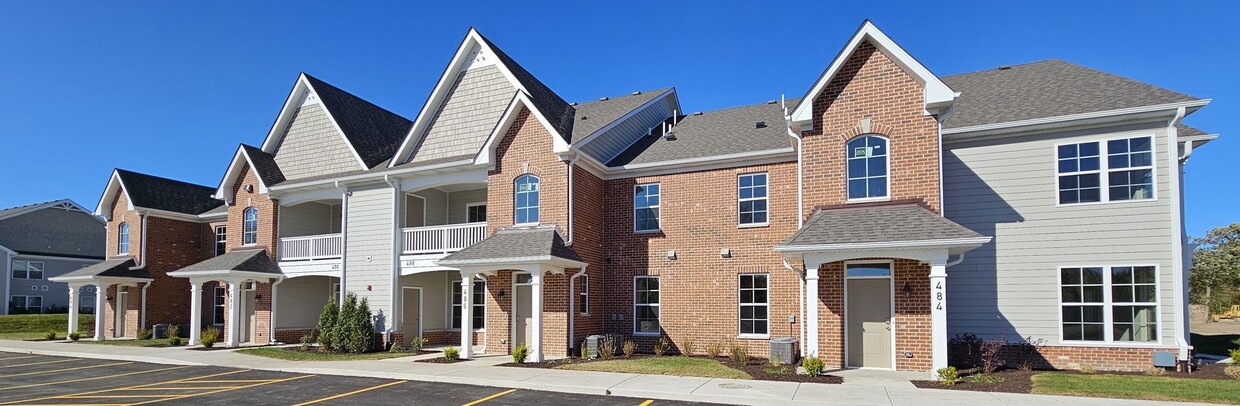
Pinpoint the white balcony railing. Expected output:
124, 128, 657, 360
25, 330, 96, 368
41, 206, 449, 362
278, 233, 342, 261
403, 222, 487, 255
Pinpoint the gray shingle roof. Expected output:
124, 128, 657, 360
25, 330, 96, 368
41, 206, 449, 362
54, 257, 150, 280
303, 74, 413, 169
0, 199, 105, 258
474, 32, 576, 143
1177, 123, 1208, 137
571, 89, 672, 141
608, 100, 796, 167
177, 249, 281, 275
941, 59, 1200, 130
438, 227, 582, 265
115, 169, 223, 215
240, 144, 286, 187
781, 203, 984, 247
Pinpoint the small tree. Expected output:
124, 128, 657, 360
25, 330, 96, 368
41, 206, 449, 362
315, 297, 339, 352
1190, 224, 1240, 313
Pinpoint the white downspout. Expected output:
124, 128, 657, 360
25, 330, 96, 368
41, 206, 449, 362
137, 211, 149, 266
335, 181, 349, 309
140, 282, 150, 331
269, 276, 284, 344
568, 264, 587, 352
564, 155, 581, 246
384, 175, 402, 342
1167, 107, 1191, 361
786, 111, 807, 357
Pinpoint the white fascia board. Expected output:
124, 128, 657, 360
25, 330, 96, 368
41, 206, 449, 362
774, 236, 993, 253
437, 255, 587, 269
299, 74, 371, 170
213, 146, 268, 204
789, 20, 956, 124
0, 199, 90, 222
473, 92, 571, 168
942, 99, 1212, 138
166, 269, 280, 280
269, 158, 474, 192
0, 243, 15, 256
1181, 133, 1219, 149
259, 76, 309, 153
141, 208, 213, 224
95, 170, 133, 218
572, 88, 677, 149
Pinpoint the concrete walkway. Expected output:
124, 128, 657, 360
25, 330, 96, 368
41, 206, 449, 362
0, 340, 1214, 406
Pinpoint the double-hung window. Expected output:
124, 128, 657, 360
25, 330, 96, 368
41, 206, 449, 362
1060, 265, 1157, 343
118, 222, 130, 254
738, 173, 768, 226
634, 183, 661, 232
213, 287, 226, 325
242, 208, 258, 245
12, 261, 43, 280
452, 281, 485, 330
466, 203, 487, 223
10, 296, 42, 313
739, 274, 769, 337
1057, 136, 1154, 204
514, 175, 540, 225
846, 135, 889, 200
214, 226, 227, 256
634, 276, 660, 335
578, 275, 589, 315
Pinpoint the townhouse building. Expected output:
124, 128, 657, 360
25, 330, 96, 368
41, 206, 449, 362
0, 199, 104, 314
59, 21, 1216, 374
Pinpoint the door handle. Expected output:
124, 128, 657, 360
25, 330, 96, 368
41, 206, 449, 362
884, 318, 892, 331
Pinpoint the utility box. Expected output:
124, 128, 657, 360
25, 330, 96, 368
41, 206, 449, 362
585, 335, 603, 359
769, 337, 799, 365
153, 324, 168, 339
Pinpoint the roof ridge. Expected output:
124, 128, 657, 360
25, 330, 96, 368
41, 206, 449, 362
115, 168, 215, 191
0, 198, 70, 212
302, 73, 412, 123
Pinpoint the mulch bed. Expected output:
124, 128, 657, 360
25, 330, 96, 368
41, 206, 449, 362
912, 363, 1237, 393
501, 355, 843, 383
415, 357, 472, 364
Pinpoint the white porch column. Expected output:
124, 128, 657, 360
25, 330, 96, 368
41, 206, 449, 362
459, 272, 474, 359
93, 283, 109, 341
226, 280, 241, 348
67, 284, 80, 335
930, 258, 948, 378
805, 269, 820, 358
530, 271, 544, 363
188, 280, 203, 346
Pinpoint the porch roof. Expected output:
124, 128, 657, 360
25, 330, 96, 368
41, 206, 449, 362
168, 248, 282, 280
775, 202, 990, 254
437, 226, 584, 267
48, 256, 151, 282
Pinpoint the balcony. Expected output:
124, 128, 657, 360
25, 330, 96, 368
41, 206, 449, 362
402, 222, 487, 255
278, 233, 342, 261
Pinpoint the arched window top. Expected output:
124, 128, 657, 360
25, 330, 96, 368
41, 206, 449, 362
514, 175, 540, 225
242, 207, 258, 245
117, 222, 130, 254
846, 134, 889, 201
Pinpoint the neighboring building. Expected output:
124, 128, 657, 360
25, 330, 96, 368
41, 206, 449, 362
70, 21, 1217, 374
0, 199, 105, 315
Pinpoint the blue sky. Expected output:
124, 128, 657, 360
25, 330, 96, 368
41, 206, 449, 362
0, 1, 1235, 236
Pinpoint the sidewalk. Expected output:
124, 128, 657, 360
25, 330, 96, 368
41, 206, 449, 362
0, 340, 1214, 406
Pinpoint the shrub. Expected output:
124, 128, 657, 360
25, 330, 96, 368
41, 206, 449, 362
165, 325, 180, 344
970, 373, 1003, 384
169, 337, 183, 346
333, 293, 375, 354
138, 328, 154, 340
299, 334, 312, 351
1079, 364, 1097, 374
802, 357, 825, 377
315, 297, 339, 352
1012, 336, 1046, 371
622, 340, 636, 358
1229, 347, 1240, 362
1144, 366, 1167, 376
408, 336, 427, 352
512, 344, 530, 363
654, 337, 669, 356
68, 332, 81, 342
389, 343, 405, 353
443, 345, 460, 360
45, 330, 56, 341
948, 333, 983, 368
729, 341, 750, 365
581, 340, 590, 360
200, 327, 219, 348
705, 341, 723, 358
763, 365, 790, 375
681, 339, 696, 356
599, 336, 617, 360
936, 366, 961, 386
979, 333, 1007, 374
1225, 365, 1240, 380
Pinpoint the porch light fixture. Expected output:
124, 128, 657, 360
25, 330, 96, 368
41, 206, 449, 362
902, 282, 913, 298
666, 250, 676, 260
498, 290, 506, 300
720, 248, 731, 259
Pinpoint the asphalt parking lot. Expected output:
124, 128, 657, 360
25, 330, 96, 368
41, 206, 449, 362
0, 352, 720, 406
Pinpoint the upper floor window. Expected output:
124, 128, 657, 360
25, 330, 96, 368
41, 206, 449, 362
514, 175, 540, 225
846, 135, 889, 201
738, 173, 768, 226
634, 183, 661, 232
466, 203, 487, 223
1059, 265, 1157, 343
117, 222, 130, 254
243, 207, 258, 245
1057, 136, 1154, 205
12, 261, 44, 280
214, 226, 227, 256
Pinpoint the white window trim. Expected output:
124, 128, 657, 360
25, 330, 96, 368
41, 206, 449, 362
738, 274, 770, 339
514, 175, 541, 227
242, 208, 259, 246
633, 276, 661, 336
1056, 264, 1162, 346
845, 134, 892, 204
1055, 134, 1157, 207
214, 225, 227, 256
11, 295, 43, 311
450, 280, 486, 332
212, 286, 226, 326
465, 202, 487, 224
737, 172, 770, 228
842, 259, 898, 370
13, 261, 44, 280
118, 222, 130, 254
633, 183, 661, 233
579, 275, 589, 316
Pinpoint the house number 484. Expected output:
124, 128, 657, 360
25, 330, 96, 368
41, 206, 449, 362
934, 281, 945, 311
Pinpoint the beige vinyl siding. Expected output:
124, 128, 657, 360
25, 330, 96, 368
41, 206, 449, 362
399, 272, 452, 331
412, 65, 515, 163
447, 189, 487, 224
275, 276, 333, 329
411, 189, 448, 226
579, 96, 677, 163
279, 202, 340, 238
344, 186, 395, 329
943, 121, 1177, 345
404, 195, 425, 228
272, 103, 362, 180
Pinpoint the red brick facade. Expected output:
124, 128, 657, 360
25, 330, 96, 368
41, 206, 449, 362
213, 163, 279, 344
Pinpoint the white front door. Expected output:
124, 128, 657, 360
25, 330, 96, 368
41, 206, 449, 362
114, 287, 128, 338
241, 285, 256, 343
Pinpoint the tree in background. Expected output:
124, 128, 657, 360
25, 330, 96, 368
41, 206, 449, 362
1190, 223, 1240, 314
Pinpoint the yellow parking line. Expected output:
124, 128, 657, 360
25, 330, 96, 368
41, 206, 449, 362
0, 361, 132, 378
64, 394, 194, 398
0, 358, 77, 369
0, 365, 187, 391
126, 374, 314, 405
639, 400, 654, 406
115, 386, 245, 390
292, 380, 406, 406
0, 369, 251, 405
0, 355, 42, 362
177, 379, 277, 383
462, 388, 517, 406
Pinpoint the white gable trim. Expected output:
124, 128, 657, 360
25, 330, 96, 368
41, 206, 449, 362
258, 74, 369, 171
392, 28, 536, 167
0, 199, 99, 223
213, 146, 268, 205
571, 88, 679, 150
95, 170, 134, 219
789, 20, 957, 124
474, 92, 571, 168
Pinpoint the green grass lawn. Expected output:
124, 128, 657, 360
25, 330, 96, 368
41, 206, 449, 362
556, 357, 751, 380
1033, 372, 1240, 404
236, 347, 418, 361
0, 314, 94, 341
1191, 333, 1240, 357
